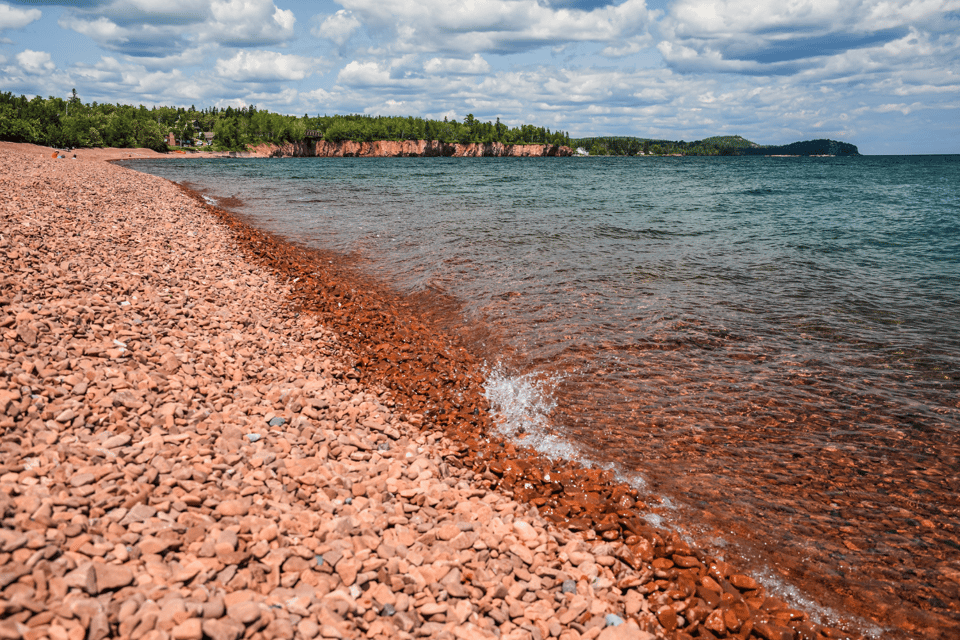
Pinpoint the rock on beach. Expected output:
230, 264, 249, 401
0, 142, 853, 640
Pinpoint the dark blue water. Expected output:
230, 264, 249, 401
125, 155, 960, 638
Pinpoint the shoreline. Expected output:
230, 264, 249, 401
1, 142, 864, 640
33, 142, 573, 162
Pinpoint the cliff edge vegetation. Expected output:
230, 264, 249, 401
0, 90, 571, 152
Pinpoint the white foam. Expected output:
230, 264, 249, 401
480, 361, 886, 637
482, 363, 651, 489
745, 565, 887, 638
482, 363, 577, 461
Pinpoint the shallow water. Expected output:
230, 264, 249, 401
125, 155, 960, 638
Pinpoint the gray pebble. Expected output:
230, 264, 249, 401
561, 580, 577, 594
381, 603, 396, 617
246, 433, 262, 443
267, 416, 285, 427
315, 555, 324, 567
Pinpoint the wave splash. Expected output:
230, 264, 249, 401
481, 363, 649, 495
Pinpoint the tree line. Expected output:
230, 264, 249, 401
0, 90, 168, 151
573, 135, 859, 157
573, 135, 757, 156
0, 91, 572, 152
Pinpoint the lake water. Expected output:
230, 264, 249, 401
124, 155, 960, 638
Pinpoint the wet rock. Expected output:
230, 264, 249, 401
751, 621, 794, 640
657, 607, 678, 631
729, 574, 760, 591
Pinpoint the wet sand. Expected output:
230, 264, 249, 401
1, 142, 862, 640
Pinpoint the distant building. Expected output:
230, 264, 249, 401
166, 132, 176, 147
202, 132, 215, 146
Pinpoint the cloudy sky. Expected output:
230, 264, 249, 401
1, 0, 958, 154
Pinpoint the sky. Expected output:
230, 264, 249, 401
1, 1, 959, 154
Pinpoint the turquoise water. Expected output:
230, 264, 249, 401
126, 155, 960, 637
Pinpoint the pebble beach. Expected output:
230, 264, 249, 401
0, 142, 861, 640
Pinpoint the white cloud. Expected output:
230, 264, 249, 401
61, 55, 222, 106
71, 56, 126, 84
423, 54, 490, 75
121, 44, 220, 71
206, 0, 295, 47
59, 14, 128, 43
57, 0, 295, 56
301, 87, 335, 105
336, 0, 656, 54
668, 0, 960, 37
659, 0, 960, 73
16, 49, 55, 74
215, 50, 324, 82
337, 60, 398, 87
0, 2, 41, 31
601, 34, 654, 57
312, 10, 362, 47
245, 87, 299, 104
876, 101, 924, 115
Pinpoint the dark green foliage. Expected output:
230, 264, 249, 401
737, 139, 860, 156
303, 113, 570, 148
0, 92, 572, 152
571, 135, 758, 156
571, 135, 859, 157
0, 91, 167, 151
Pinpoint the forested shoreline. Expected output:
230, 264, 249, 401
0, 91, 858, 157
574, 135, 860, 156
0, 91, 571, 152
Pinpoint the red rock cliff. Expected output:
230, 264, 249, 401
246, 140, 573, 158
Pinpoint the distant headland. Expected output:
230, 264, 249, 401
572, 135, 860, 157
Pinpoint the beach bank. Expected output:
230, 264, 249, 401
1, 142, 858, 640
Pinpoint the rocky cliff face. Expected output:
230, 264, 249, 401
246, 140, 573, 158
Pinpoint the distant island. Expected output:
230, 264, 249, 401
572, 135, 860, 157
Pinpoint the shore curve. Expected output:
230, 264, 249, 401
0, 142, 869, 640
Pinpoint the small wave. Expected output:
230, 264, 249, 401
483, 364, 570, 453
202, 195, 217, 206
742, 564, 887, 639
481, 363, 648, 493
